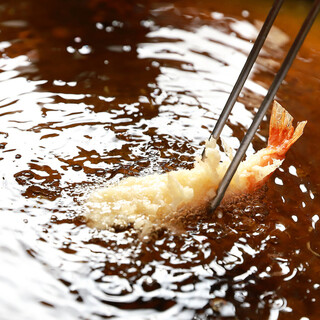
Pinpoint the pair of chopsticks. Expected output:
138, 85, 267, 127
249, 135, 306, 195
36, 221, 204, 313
205, 0, 320, 212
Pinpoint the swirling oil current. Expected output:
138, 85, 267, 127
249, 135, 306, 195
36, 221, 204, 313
0, 1, 320, 319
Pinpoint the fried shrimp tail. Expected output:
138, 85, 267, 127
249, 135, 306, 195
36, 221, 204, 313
231, 101, 307, 192
267, 101, 307, 158
85, 101, 306, 232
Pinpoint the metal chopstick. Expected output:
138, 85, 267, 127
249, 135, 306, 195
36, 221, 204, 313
202, 0, 284, 159
210, 0, 320, 212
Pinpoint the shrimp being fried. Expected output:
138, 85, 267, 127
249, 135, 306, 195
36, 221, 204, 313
85, 101, 306, 232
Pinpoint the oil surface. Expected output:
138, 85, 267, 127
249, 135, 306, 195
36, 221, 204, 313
0, 1, 319, 319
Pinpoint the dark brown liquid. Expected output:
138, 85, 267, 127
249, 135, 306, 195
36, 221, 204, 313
0, 0, 319, 319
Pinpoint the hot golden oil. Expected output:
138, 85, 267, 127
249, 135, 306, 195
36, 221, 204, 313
0, 0, 319, 319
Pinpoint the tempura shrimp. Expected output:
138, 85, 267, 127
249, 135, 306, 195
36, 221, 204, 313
85, 101, 306, 232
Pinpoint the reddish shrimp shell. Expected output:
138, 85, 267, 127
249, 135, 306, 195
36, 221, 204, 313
243, 101, 307, 190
